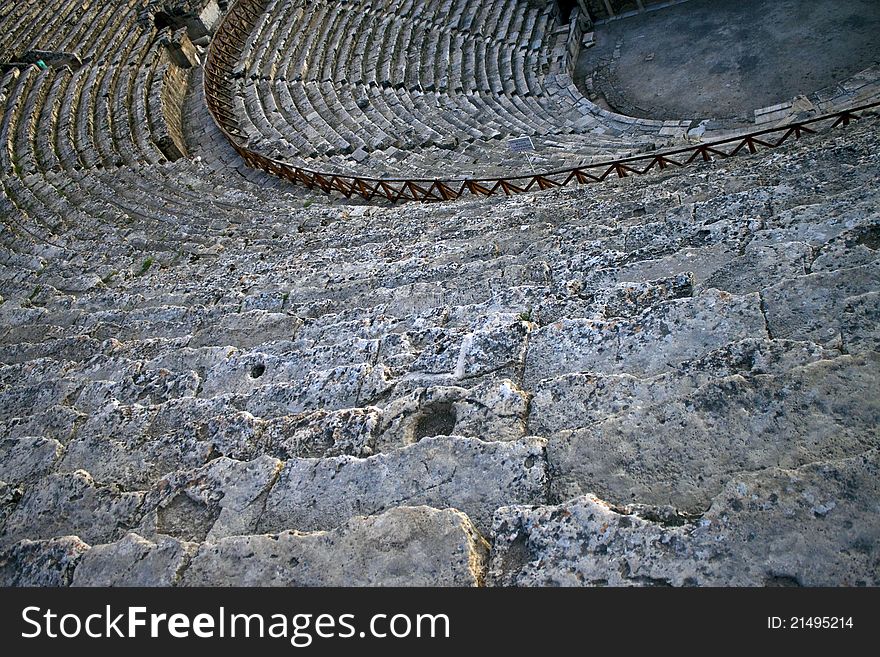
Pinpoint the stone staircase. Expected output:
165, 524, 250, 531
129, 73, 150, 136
2, 107, 878, 585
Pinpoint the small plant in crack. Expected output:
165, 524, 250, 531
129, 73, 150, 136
137, 257, 154, 276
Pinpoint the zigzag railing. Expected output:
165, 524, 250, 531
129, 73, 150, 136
204, 0, 880, 203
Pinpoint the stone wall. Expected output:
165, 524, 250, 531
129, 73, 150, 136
562, 7, 585, 75
148, 42, 192, 161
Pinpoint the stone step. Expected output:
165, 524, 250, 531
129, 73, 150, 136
489, 450, 880, 587
1, 505, 489, 587
547, 351, 880, 512
2, 434, 550, 548
523, 289, 768, 385
255, 436, 549, 536
529, 337, 838, 436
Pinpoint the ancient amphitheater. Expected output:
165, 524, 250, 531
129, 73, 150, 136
0, 0, 878, 586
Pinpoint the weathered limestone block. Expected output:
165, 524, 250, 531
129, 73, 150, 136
406, 326, 468, 374
810, 220, 880, 272
453, 379, 531, 442
244, 363, 395, 416
614, 244, 738, 288
489, 451, 880, 586
181, 506, 489, 587
194, 342, 380, 397
694, 187, 773, 227
73, 533, 197, 586
0, 436, 63, 484
149, 396, 241, 435
259, 436, 550, 535
454, 314, 531, 379
2, 470, 144, 547
547, 353, 880, 512
761, 261, 880, 347
524, 289, 766, 385
0, 335, 104, 366
595, 272, 694, 318
116, 363, 201, 404
188, 310, 302, 349
0, 405, 83, 443
752, 192, 877, 248
55, 397, 211, 490
0, 379, 81, 418
0, 481, 23, 533
841, 291, 880, 352
0, 536, 90, 587
204, 407, 381, 460
529, 338, 834, 435
137, 456, 282, 543
622, 203, 699, 253
265, 407, 382, 457
57, 430, 212, 492
701, 241, 811, 294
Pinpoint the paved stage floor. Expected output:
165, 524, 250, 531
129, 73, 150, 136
575, 0, 880, 123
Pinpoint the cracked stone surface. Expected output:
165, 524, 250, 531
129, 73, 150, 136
2, 471, 146, 548
72, 533, 197, 587
529, 337, 837, 435
0, 536, 90, 587
547, 352, 880, 512
489, 451, 880, 586
259, 436, 550, 535
0, 436, 64, 484
181, 506, 489, 586
761, 261, 880, 347
137, 455, 282, 543
524, 289, 768, 385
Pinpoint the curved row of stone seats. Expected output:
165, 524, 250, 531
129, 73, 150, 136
0, 3, 327, 305
224, 0, 880, 183
0, 1, 319, 182
225, 0, 664, 177
236, 79, 653, 175
2, 115, 879, 587
0, 0, 140, 65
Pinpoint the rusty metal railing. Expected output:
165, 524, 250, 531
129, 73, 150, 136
204, 0, 880, 203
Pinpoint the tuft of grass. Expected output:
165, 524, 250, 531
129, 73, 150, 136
517, 308, 533, 323
303, 199, 313, 208
137, 257, 154, 276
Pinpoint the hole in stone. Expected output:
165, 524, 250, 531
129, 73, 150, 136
250, 363, 265, 379
764, 574, 802, 587
156, 493, 218, 542
412, 402, 457, 441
